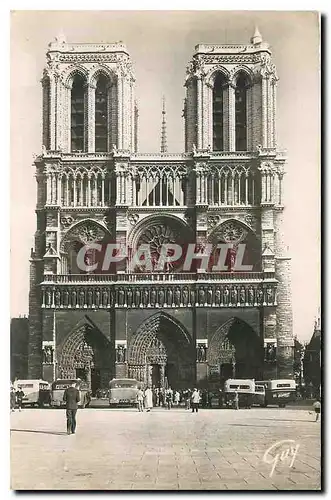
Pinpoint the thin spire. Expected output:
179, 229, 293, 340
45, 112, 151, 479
160, 96, 167, 153
251, 26, 263, 45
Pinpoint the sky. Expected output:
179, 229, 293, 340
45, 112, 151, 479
10, 10, 320, 342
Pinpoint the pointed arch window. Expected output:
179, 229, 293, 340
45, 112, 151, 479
235, 74, 249, 151
71, 74, 86, 152
95, 75, 109, 152
213, 73, 227, 151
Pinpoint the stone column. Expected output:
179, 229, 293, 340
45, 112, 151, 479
107, 85, 112, 152
117, 76, 123, 150
207, 83, 213, 149
201, 79, 210, 149
46, 173, 51, 205
271, 80, 277, 148
56, 79, 66, 151
73, 175, 77, 207
197, 78, 203, 150
57, 174, 62, 205
122, 77, 131, 150
228, 84, 236, 151
49, 74, 56, 151
64, 84, 70, 153
262, 77, 268, 149
87, 83, 96, 152
130, 82, 135, 152
196, 171, 202, 204
246, 84, 253, 151
87, 176, 91, 206
83, 84, 88, 153
267, 78, 272, 148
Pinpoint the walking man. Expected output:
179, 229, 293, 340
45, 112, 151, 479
233, 391, 239, 410
16, 386, 25, 412
191, 388, 201, 413
10, 386, 16, 412
137, 387, 144, 412
165, 388, 173, 410
63, 381, 80, 435
185, 389, 191, 410
313, 398, 321, 422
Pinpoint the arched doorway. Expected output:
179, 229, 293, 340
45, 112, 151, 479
208, 317, 263, 385
127, 312, 194, 389
57, 319, 112, 394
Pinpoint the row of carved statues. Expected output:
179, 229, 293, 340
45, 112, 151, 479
42, 284, 277, 308
45, 343, 277, 367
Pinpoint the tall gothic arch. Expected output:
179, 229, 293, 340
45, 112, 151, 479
208, 317, 263, 381
57, 316, 112, 393
127, 312, 194, 388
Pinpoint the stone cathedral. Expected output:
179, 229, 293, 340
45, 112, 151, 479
28, 29, 294, 393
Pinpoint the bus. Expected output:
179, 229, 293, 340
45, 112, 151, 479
223, 379, 255, 408
252, 384, 266, 407
51, 379, 91, 408
255, 379, 296, 407
13, 379, 51, 407
109, 378, 139, 407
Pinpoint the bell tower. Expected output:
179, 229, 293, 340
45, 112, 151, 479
184, 27, 278, 153
184, 28, 294, 378
42, 35, 137, 153
28, 36, 137, 380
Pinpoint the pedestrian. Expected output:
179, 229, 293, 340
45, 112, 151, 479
174, 390, 180, 406
144, 386, 153, 412
165, 388, 172, 410
10, 387, 16, 412
159, 388, 164, 407
63, 381, 80, 435
136, 387, 144, 412
233, 391, 239, 410
185, 389, 191, 410
312, 398, 321, 422
155, 387, 160, 407
191, 388, 201, 413
15, 386, 25, 412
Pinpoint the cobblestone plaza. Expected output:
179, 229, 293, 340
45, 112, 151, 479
11, 407, 320, 491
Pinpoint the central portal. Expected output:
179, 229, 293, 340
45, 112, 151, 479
128, 312, 195, 389
151, 364, 161, 387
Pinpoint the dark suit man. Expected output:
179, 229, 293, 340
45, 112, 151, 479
63, 382, 80, 435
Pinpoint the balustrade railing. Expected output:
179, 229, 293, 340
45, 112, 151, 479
43, 271, 271, 284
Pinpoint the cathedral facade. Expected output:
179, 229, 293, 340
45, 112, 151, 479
28, 30, 294, 393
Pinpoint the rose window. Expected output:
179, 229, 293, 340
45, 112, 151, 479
136, 223, 182, 272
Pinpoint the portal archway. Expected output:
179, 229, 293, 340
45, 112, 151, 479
128, 312, 194, 388
57, 318, 112, 394
208, 317, 263, 383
